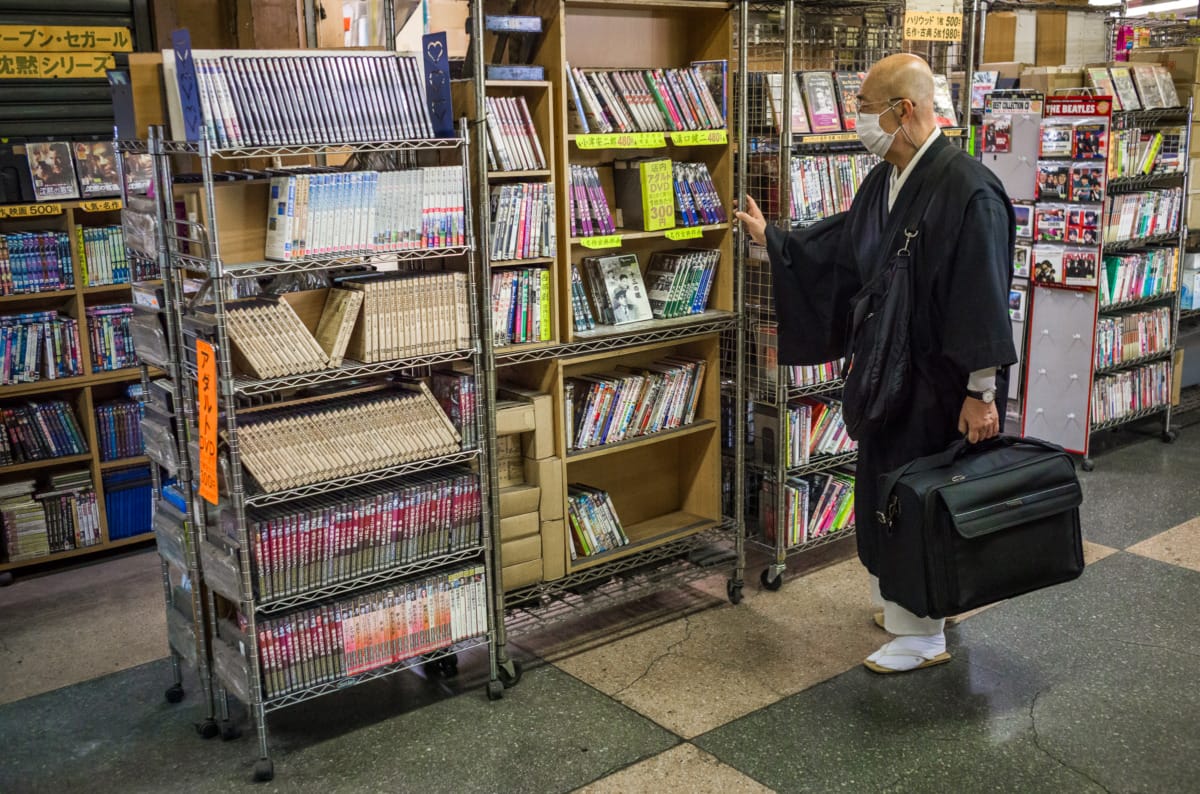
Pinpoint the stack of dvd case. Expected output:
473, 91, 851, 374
566, 484, 629, 559
85, 304, 137, 371
488, 182, 556, 261
565, 64, 725, 133
568, 165, 616, 237
189, 52, 435, 148
484, 95, 547, 172
95, 400, 145, 461
0, 232, 74, 294
36, 469, 101, 551
0, 400, 89, 462
77, 226, 129, 286
0, 311, 83, 384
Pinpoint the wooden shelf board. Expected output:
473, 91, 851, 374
0, 533, 153, 572
491, 256, 555, 267
495, 340, 559, 356
566, 0, 729, 10
83, 283, 133, 295
566, 419, 716, 462
570, 223, 730, 245
89, 367, 145, 385
0, 374, 93, 397
0, 289, 74, 305
0, 453, 93, 475
488, 169, 553, 180
567, 510, 716, 572
485, 79, 552, 89
569, 309, 733, 350
99, 455, 150, 471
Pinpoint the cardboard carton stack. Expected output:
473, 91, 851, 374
495, 386, 565, 591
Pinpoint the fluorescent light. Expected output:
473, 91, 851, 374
1087, 0, 1122, 6
1123, 0, 1198, 16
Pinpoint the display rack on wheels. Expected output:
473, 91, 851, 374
118, 134, 222, 735
463, 0, 748, 663
153, 116, 503, 782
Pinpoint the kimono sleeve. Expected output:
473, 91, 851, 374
934, 194, 1018, 374
764, 212, 856, 365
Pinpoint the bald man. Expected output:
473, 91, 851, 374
737, 55, 1016, 673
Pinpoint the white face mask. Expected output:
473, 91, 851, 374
856, 101, 901, 159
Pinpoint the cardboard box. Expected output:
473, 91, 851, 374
980, 61, 1026, 82
1020, 67, 1086, 96
499, 483, 541, 518
496, 400, 537, 436
502, 534, 542, 566
1034, 11, 1067, 67
1189, 193, 1200, 229
524, 456, 564, 520
1129, 46, 1200, 85
502, 559, 542, 591
498, 386, 554, 459
500, 511, 540, 543
540, 519, 566, 581
497, 434, 524, 488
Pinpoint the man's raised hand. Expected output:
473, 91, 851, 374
735, 194, 768, 246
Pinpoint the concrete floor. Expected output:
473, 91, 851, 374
0, 424, 1197, 793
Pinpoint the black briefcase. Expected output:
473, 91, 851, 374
875, 435, 1084, 619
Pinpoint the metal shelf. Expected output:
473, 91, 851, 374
181, 246, 472, 280
495, 311, 735, 364
786, 378, 845, 399
160, 137, 467, 159
1091, 403, 1170, 432
790, 126, 967, 148
244, 449, 481, 508
566, 420, 717, 462
256, 545, 487, 615
747, 524, 856, 557
1112, 107, 1191, 127
1108, 172, 1186, 193
230, 348, 476, 397
1094, 350, 1173, 377
1102, 232, 1181, 253
785, 450, 858, 477
258, 635, 490, 713
1100, 291, 1177, 312
504, 523, 737, 615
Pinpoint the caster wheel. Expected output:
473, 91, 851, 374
1163, 429, 1178, 443
0, 571, 13, 586
499, 659, 523, 689
1081, 458, 1095, 473
487, 680, 504, 701
253, 759, 274, 783
726, 579, 744, 605
220, 720, 242, 741
165, 684, 185, 704
196, 718, 219, 739
760, 568, 783, 592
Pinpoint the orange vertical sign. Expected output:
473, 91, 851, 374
196, 339, 219, 505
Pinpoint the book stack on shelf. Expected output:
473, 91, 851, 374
566, 483, 629, 559
789, 153, 880, 223
748, 69, 957, 137
1096, 306, 1173, 370
563, 356, 706, 453
253, 566, 488, 699
760, 471, 855, 549
0, 311, 84, 383
246, 470, 482, 601
0, 480, 47, 562
236, 386, 462, 494
489, 182, 556, 261
35, 470, 101, 553
95, 400, 144, 462
491, 268, 552, 346
1101, 248, 1179, 306
1102, 188, 1182, 243
0, 193, 156, 575
1085, 63, 1183, 113
1091, 359, 1172, 425
0, 231, 75, 294
85, 305, 137, 372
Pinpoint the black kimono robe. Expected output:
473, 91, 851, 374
765, 133, 1017, 576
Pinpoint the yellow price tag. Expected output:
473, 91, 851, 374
665, 226, 704, 241
0, 202, 63, 219
670, 129, 728, 146
576, 132, 667, 150
579, 234, 623, 250
80, 198, 122, 212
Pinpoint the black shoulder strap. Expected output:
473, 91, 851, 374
880, 143, 959, 265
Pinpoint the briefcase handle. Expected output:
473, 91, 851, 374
876, 434, 1070, 528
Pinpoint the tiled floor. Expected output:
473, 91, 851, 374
0, 426, 1197, 792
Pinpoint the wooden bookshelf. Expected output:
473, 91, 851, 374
453, 78, 562, 349
0, 199, 156, 576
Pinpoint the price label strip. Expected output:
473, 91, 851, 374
80, 199, 123, 212
0, 203, 63, 219
670, 129, 728, 146
579, 235, 623, 250
665, 226, 704, 241
575, 132, 667, 150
